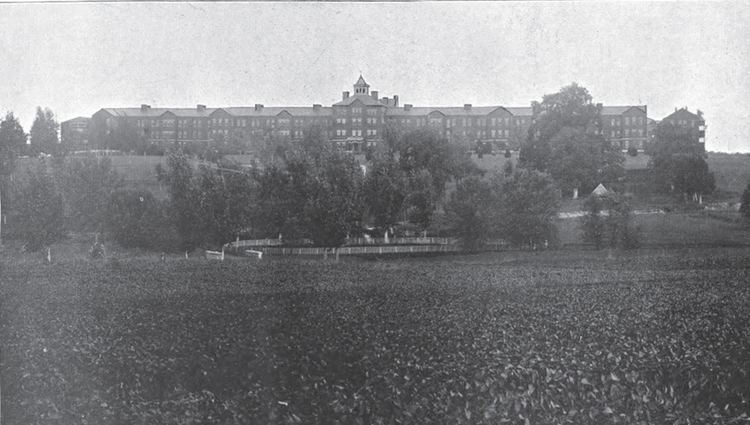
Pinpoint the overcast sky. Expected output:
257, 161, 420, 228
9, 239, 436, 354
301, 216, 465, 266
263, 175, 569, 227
1, 1, 748, 152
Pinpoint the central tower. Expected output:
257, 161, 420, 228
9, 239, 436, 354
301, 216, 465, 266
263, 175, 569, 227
353, 75, 370, 96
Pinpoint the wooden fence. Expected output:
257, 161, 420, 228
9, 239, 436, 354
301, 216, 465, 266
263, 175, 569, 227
255, 244, 461, 257
229, 236, 454, 249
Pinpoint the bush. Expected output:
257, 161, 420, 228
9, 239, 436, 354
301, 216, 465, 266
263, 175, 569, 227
504, 149, 512, 158
627, 146, 638, 157
14, 162, 65, 251
105, 189, 177, 251
581, 193, 640, 250
741, 182, 750, 222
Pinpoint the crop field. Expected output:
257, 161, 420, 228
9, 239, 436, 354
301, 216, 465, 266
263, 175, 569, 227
2, 248, 750, 424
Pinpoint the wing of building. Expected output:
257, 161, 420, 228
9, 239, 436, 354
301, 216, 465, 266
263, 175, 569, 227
72, 75, 654, 154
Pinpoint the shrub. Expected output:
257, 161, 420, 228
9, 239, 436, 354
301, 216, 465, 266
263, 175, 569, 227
581, 193, 640, 250
741, 182, 750, 222
105, 189, 177, 251
627, 146, 638, 157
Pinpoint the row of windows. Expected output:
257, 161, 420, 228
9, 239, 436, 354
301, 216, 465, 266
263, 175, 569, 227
669, 119, 698, 127
334, 129, 379, 137
610, 129, 645, 138
609, 116, 645, 126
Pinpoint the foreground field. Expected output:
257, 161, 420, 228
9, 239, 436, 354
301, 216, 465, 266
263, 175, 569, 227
2, 249, 750, 424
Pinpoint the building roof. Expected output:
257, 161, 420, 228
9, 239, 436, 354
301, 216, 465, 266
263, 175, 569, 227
333, 94, 388, 107
386, 105, 533, 117
101, 107, 218, 118
592, 183, 610, 196
100, 106, 333, 118
355, 75, 368, 87
661, 107, 702, 122
62, 116, 91, 123
223, 106, 333, 117
600, 105, 646, 115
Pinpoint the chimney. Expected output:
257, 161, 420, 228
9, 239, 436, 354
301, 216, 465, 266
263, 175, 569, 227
140, 104, 150, 112
464, 104, 472, 111
381, 96, 389, 105
255, 104, 264, 111
596, 102, 602, 109
404, 104, 413, 111
393, 95, 399, 107
342, 91, 350, 100
371, 90, 379, 100
313, 104, 321, 111
197, 104, 206, 112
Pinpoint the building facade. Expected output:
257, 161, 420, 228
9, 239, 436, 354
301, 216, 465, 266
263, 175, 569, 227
86, 76, 652, 154
60, 117, 91, 151
659, 107, 706, 145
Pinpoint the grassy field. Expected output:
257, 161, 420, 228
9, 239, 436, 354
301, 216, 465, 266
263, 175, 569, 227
557, 210, 750, 247
2, 247, 749, 424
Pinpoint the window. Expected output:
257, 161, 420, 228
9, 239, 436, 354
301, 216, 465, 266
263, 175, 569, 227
352, 108, 362, 114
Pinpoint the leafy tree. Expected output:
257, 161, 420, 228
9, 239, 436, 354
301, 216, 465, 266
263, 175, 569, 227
292, 141, 365, 247
491, 168, 560, 247
0, 112, 26, 234
547, 127, 624, 196
581, 193, 640, 249
157, 151, 203, 251
193, 165, 256, 247
0, 112, 26, 177
740, 182, 750, 221
362, 158, 407, 231
105, 189, 175, 251
14, 161, 65, 251
398, 127, 479, 198
669, 154, 715, 201
56, 156, 123, 232
404, 169, 437, 232
445, 176, 492, 250
29, 107, 60, 156
519, 83, 622, 197
252, 165, 305, 239
519, 82, 601, 172
648, 121, 712, 199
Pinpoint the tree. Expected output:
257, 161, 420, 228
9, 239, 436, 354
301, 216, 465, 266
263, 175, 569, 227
648, 121, 712, 199
291, 140, 365, 247
669, 154, 715, 201
157, 151, 203, 251
398, 127, 480, 198
56, 156, 123, 232
193, 165, 256, 246
403, 169, 437, 232
362, 158, 407, 231
547, 127, 623, 196
581, 193, 640, 250
519, 83, 622, 197
491, 168, 560, 247
445, 176, 492, 250
0, 112, 26, 242
105, 189, 175, 251
29, 107, 60, 156
520, 82, 601, 172
0, 112, 26, 177
14, 161, 65, 251
740, 182, 750, 221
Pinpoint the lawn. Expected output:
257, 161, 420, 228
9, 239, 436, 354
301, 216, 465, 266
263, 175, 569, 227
2, 247, 749, 424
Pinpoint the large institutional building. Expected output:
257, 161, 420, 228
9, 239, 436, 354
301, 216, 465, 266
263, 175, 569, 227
68, 76, 658, 153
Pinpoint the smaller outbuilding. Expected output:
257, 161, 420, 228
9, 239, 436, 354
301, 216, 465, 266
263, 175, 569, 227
591, 183, 610, 197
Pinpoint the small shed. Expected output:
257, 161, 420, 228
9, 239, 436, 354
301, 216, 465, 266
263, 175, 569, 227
591, 183, 610, 197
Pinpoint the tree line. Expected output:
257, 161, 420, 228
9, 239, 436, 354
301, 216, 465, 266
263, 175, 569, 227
1, 84, 744, 254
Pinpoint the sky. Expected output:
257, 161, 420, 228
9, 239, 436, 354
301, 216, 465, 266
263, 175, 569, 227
0, 1, 749, 152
